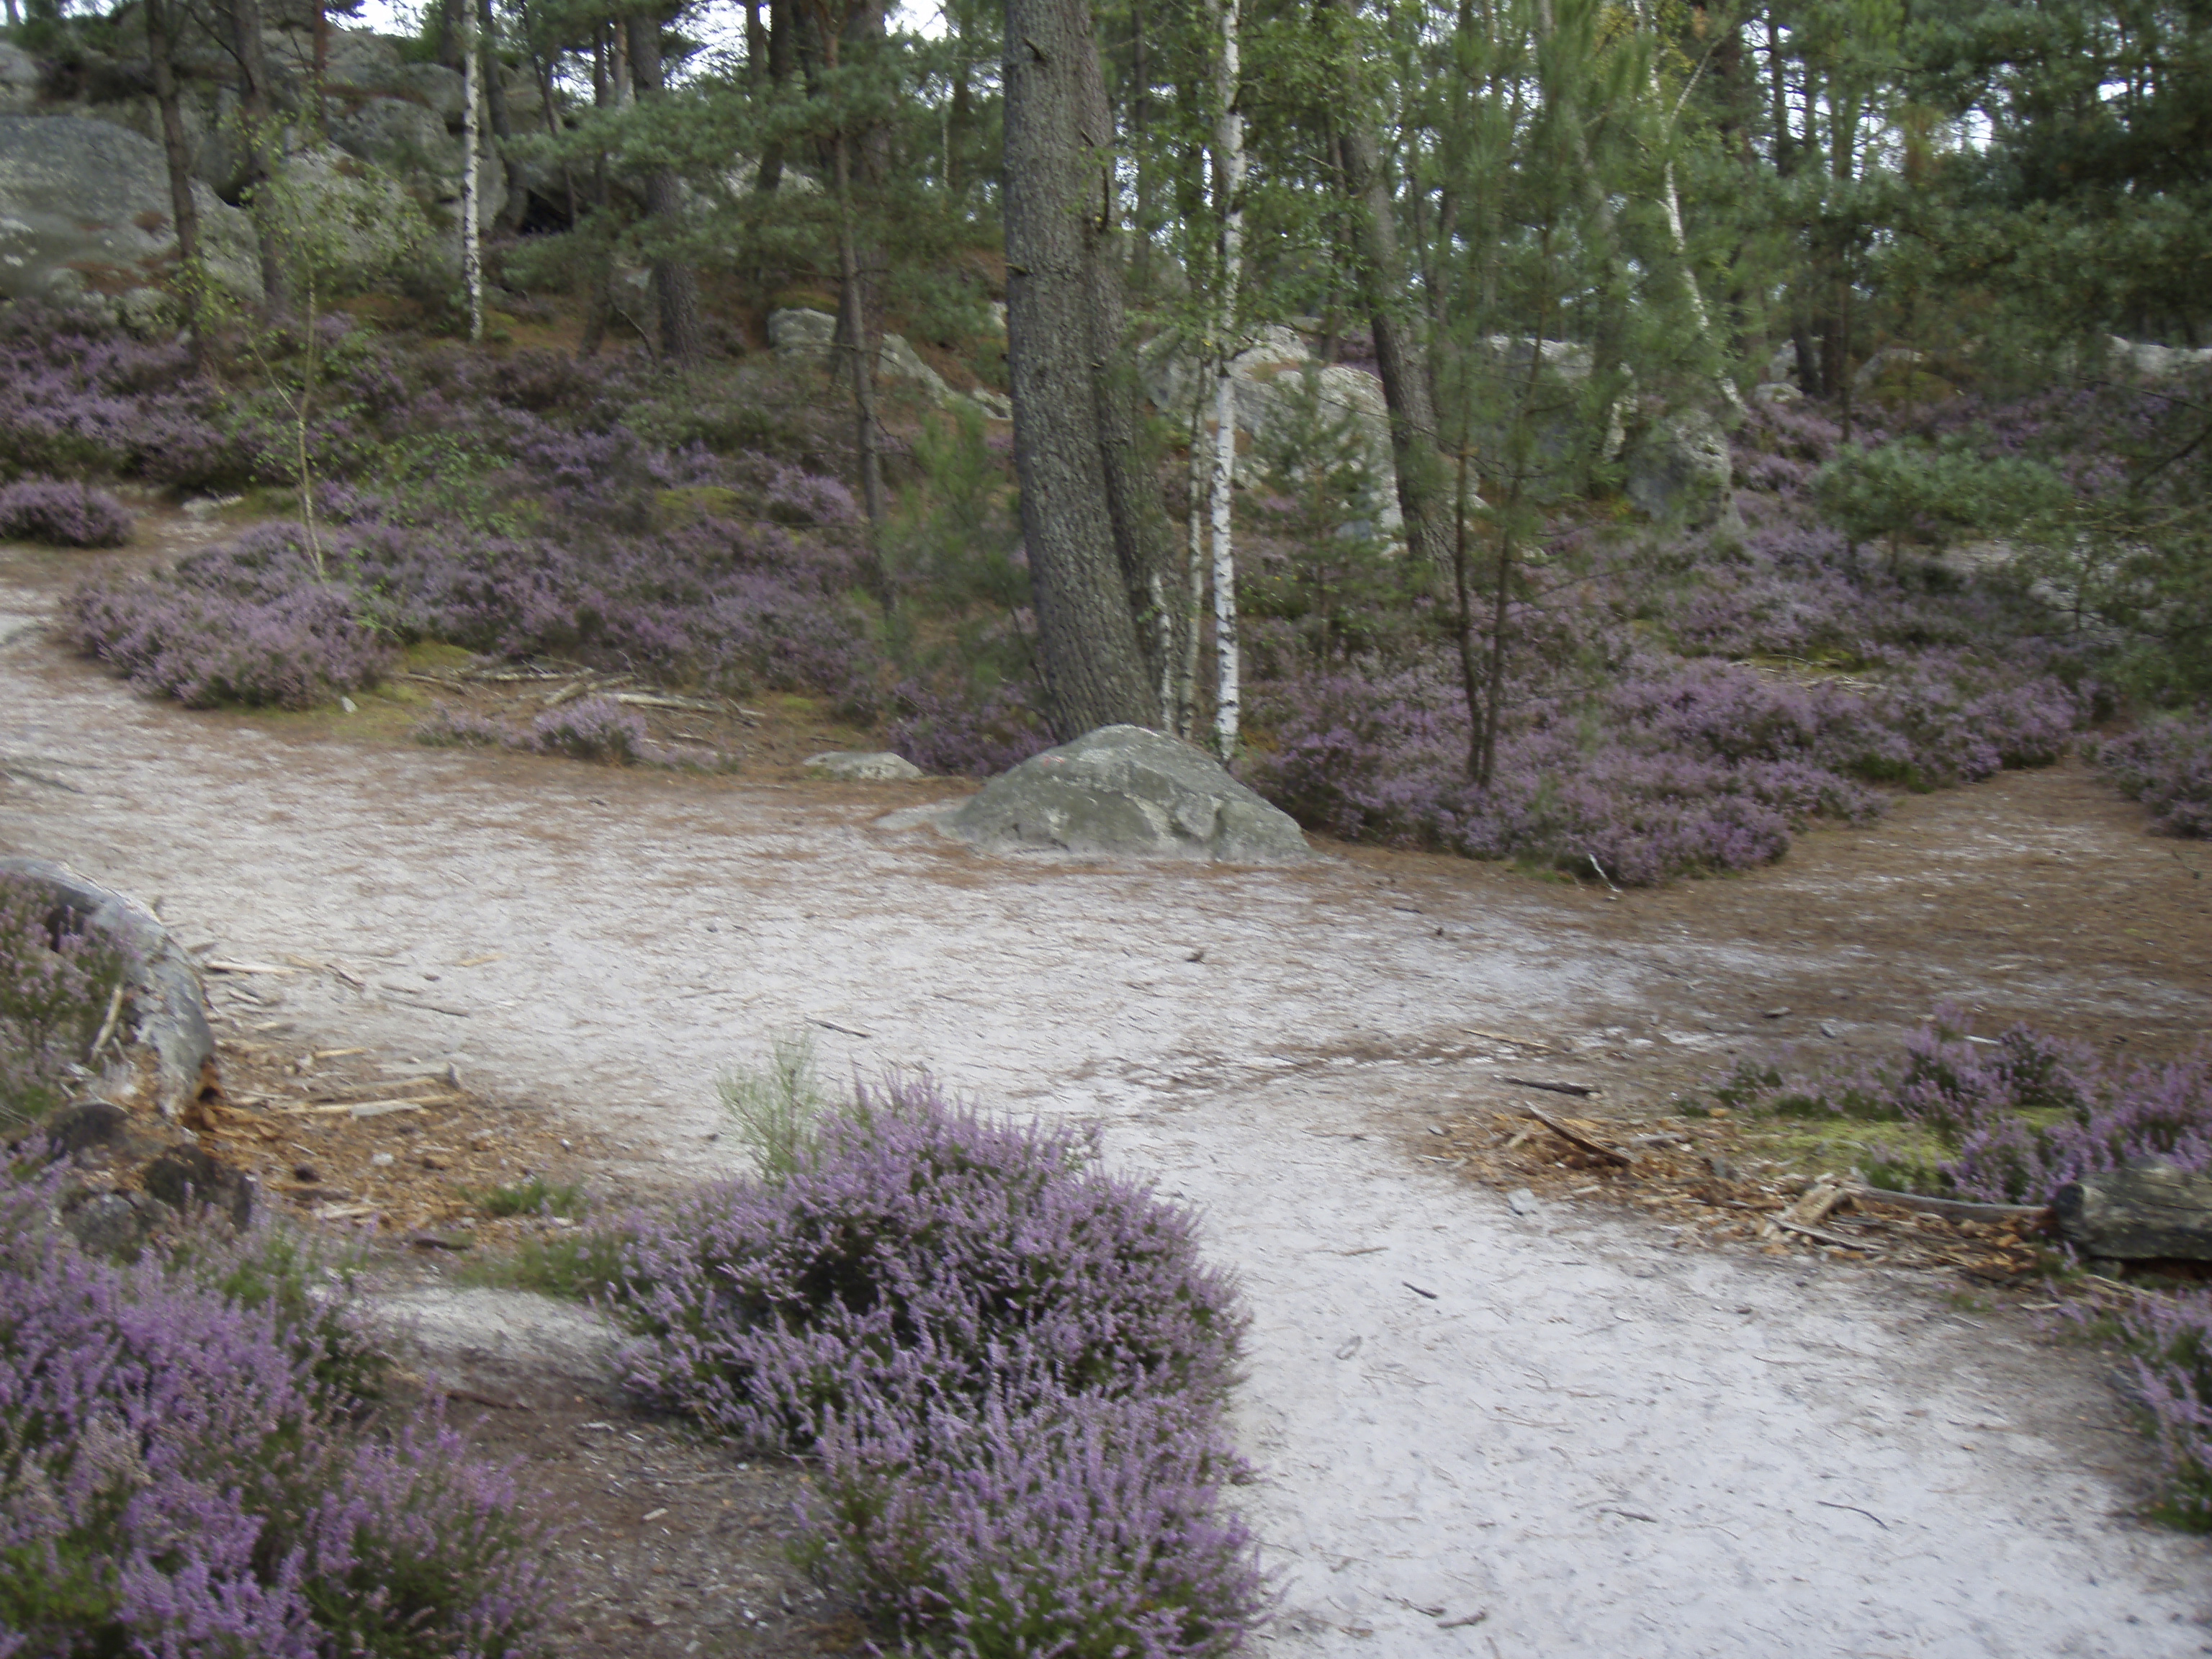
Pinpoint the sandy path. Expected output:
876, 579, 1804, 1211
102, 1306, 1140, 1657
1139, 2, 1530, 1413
4, 577, 2206, 1657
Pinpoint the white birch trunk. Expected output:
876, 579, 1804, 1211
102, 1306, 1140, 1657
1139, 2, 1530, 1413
463, 31, 483, 345
1639, 0, 1743, 414
1208, 0, 1244, 763
1179, 393, 1206, 741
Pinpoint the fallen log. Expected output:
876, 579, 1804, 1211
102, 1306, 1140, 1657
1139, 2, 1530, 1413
1845, 1185, 2053, 1230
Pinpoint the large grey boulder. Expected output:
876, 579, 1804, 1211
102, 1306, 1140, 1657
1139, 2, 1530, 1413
0, 856, 214, 1123
949, 725, 1310, 861
0, 42, 40, 114
769, 306, 1011, 420
1624, 408, 1739, 532
0, 114, 261, 319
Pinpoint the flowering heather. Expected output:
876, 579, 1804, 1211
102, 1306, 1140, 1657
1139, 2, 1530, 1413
1709, 1008, 2212, 1204
2067, 1287, 2212, 1531
529, 696, 646, 762
2092, 715, 2212, 837
0, 478, 132, 547
0, 1173, 556, 1656
0, 873, 132, 1127
613, 1079, 1264, 1655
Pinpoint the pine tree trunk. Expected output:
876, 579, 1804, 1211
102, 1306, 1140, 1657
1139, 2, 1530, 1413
626, 11, 707, 373
226, 0, 291, 320
145, 0, 204, 361
1328, 93, 1451, 569
757, 0, 793, 192
1003, 0, 1169, 739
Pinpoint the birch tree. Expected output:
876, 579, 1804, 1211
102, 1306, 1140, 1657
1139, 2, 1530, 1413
1206, 0, 1244, 759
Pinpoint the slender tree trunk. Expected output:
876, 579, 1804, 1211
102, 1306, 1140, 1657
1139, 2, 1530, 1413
145, 0, 204, 364
227, 0, 291, 319
1207, 0, 1244, 759
1002, 0, 1171, 737
578, 34, 613, 359
745, 0, 766, 87
464, 24, 484, 343
832, 131, 884, 525
757, 0, 793, 191
626, 9, 707, 372
1179, 393, 1206, 740
1328, 97, 1452, 568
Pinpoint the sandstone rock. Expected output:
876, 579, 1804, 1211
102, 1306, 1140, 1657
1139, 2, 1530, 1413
0, 114, 261, 318
1624, 407, 1739, 532
805, 750, 926, 781
0, 855, 215, 1122
2106, 336, 2212, 383
769, 307, 1010, 419
143, 1143, 254, 1228
0, 42, 40, 114
2054, 1161, 2212, 1262
949, 724, 1310, 862
271, 145, 436, 288
65, 1192, 149, 1259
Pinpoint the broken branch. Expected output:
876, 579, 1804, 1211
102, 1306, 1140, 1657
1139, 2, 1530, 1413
1522, 1105, 1633, 1167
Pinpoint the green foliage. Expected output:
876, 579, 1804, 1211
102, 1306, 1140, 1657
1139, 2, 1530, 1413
716, 1028, 828, 1182
1814, 438, 2069, 558
461, 1174, 587, 1219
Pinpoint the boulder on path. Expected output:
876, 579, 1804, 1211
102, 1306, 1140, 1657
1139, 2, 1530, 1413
2054, 1161, 2212, 1263
0, 114, 262, 323
806, 750, 926, 781
948, 724, 1310, 862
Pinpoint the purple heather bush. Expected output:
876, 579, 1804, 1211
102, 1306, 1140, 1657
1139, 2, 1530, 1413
2092, 714, 2212, 837
0, 1171, 556, 1656
0, 478, 133, 547
2066, 1287, 2212, 1531
529, 696, 646, 762
613, 1079, 1265, 1655
1710, 1007, 2212, 1204
0, 873, 132, 1127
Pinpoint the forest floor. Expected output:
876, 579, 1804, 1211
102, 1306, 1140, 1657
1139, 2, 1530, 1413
6, 518, 2212, 1657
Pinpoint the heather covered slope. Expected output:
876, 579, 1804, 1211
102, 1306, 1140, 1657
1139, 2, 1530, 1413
25, 305, 2203, 884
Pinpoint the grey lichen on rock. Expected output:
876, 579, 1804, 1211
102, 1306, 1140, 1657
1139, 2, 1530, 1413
949, 724, 1310, 862
0, 114, 262, 320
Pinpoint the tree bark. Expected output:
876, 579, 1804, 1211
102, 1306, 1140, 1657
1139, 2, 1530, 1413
1003, 0, 1171, 738
626, 9, 707, 372
145, 0, 204, 361
1326, 68, 1452, 570
464, 24, 484, 343
756, 0, 793, 191
225, 0, 291, 319
1207, 0, 1244, 759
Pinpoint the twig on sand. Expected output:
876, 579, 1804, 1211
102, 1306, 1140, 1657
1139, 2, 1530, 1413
806, 1017, 873, 1039
1773, 1215, 1874, 1251
1522, 1105, 1633, 1167
1503, 1076, 1597, 1097
1815, 1499, 1889, 1530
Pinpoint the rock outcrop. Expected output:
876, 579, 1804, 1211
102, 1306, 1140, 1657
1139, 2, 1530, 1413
948, 724, 1310, 862
0, 113, 262, 323
768, 307, 1012, 421
2054, 1161, 2212, 1263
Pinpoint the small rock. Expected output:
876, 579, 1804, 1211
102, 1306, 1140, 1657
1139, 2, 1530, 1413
44, 1100, 130, 1158
1506, 1187, 1541, 1218
292, 1163, 320, 1183
804, 750, 927, 782
421, 1153, 452, 1171
1820, 1020, 1843, 1038
142, 1146, 252, 1228
65, 1192, 148, 1258
370, 1151, 395, 1168
1762, 1007, 1791, 1019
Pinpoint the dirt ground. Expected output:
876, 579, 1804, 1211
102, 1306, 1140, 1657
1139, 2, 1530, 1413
6, 521, 2212, 1657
